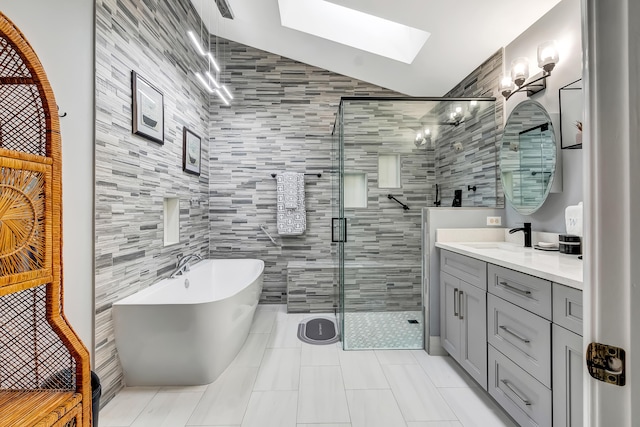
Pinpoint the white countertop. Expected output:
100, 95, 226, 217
435, 228, 583, 290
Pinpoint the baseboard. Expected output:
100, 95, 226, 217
427, 336, 448, 356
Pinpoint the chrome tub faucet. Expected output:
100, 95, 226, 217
170, 254, 202, 278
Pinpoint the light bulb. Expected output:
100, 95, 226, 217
214, 89, 230, 105
205, 71, 221, 89
221, 85, 233, 100
424, 128, 430, 136
188, 31, 206, 56
499, 74, 514, 98
537, 40, 559, 72
195, 72, 214, 93
511, 57, 530, 87
206, 52, 220, 73
469, 100, 480, 114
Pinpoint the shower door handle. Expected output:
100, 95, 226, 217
331, 218, 347, 242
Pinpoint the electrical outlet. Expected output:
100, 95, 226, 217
487, 216, 502, 226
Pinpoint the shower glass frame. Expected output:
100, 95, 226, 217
333, 96, 498, 351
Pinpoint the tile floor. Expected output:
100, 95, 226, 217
100, 304, 517, 427
342, 311, 424, 350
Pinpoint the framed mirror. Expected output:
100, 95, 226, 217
500, 100, 556, 215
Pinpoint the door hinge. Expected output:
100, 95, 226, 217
586, 342, 626, 386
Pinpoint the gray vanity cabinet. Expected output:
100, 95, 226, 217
440, 251, 487, 389
487, 267, 553, 427
552, 284, 584, 427
441, 271, 462, 359
438, 247, 584, 427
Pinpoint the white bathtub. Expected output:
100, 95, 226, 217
112, 258, 264, 386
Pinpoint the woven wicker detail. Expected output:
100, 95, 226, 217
0, 36, 47, 156
0, 12, 91, 426
0, 285, 76, 391
0, 167, 45, 275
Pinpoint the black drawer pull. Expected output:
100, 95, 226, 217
454, 288, 459, 317
499, 281, 532, 297
499, 325, 531, 343
501, 379, 532, 406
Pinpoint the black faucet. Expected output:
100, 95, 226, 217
509, 222, 532, 248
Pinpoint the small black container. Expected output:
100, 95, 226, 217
92, 371, 102, 426
559, 234, 581, 255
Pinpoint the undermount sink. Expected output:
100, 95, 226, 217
460, 242, 525, 251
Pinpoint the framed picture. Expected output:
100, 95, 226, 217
132, 70, 164, 144
183, 127, 201, 175
559, 78, 583, 149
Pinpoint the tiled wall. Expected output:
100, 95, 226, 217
207, 37, 398, 305
94, 0, 211, 405
437, 49, 505, 208
93, 6, 505, 402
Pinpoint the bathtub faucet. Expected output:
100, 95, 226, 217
170, 254, 203, 278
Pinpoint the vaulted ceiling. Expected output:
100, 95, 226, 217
189, 0, 562, 96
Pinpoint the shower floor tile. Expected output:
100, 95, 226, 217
342, 311, 423, 350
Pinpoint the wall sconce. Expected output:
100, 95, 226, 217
447, 104, 465, 126
468, 100, 480, 116
501, 41, 559, 100
415, 128, 432, 148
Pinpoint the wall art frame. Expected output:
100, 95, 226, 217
183, 127, 201, 176
132, 70, 164, 144
559, 78, 583, 149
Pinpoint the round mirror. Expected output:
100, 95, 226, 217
500, 100, 556, 215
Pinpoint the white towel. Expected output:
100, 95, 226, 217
282, 172, 299, 209
277, 172, 306, 235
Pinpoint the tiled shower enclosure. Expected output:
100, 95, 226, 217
334, 97, 499, 350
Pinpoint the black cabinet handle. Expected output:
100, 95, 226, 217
454, 288, 459, 317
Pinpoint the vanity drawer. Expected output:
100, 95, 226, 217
488, 264, 552, 320
488, 294, 551, 387
552, 283, 583, 336
488, 345, 552, 427
441, 250, 487, 290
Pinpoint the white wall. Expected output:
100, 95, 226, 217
0, 1, 95, 358
503, 0, 583, 233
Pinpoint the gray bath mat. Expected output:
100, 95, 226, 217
298, 317, 340, 345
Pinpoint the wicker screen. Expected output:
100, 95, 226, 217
0, 166, 46, 276
0, 36, 47, 157
0, 285, 76, 391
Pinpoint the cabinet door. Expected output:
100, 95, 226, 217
440, 271, 461, 360
460, 280, 488, 389
553, 324, 583, 427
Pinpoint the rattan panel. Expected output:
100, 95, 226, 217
0, 285, 76, 391
0, 166, 46, 274
0, 37, 47, 157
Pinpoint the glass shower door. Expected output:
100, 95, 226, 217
338, 98, 424, 350
331, 103, 346, 340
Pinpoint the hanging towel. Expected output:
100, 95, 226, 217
277, 172, 306, 235
282, 172, 299, 209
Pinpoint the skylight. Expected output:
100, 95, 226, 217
277, 0, 430, 64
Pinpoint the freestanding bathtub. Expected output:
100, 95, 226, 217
112, 258, 264, 386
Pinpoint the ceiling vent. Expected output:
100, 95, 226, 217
215, 0, 234, 19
